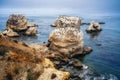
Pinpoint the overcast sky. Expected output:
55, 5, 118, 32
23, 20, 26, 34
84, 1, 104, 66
0, 0, 120, 16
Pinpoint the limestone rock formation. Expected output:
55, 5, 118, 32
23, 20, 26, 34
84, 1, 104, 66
86, 21, 102, 32
48, 27, 84, 58
51, 15, 81, 29
0, 34, 70, 80
3, 14, 38, 37
3, 28, 19, 37
38, 67, 70, 80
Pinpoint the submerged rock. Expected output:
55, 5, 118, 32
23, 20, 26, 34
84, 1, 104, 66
86, 21, 102, 33
0, 34, 70, 80
51, 15, 81, 29
48, 27, 84, 58
99, 22, 105, 24
3, 14, 38, 37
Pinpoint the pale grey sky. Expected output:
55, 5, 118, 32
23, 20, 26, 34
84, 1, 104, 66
0, 0, 120, 16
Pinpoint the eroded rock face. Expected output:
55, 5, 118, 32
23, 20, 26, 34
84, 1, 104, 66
3, 14, 38, 37
2, 28, 19, 37
48, 27, 84, 58
86, 21, 102, 32
51, 15, 81, 29
0, 34, 70, 80
38, 67, 70, 80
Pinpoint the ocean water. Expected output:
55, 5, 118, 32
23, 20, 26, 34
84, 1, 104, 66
0, 15, 120, 79
80, 16, 120, 79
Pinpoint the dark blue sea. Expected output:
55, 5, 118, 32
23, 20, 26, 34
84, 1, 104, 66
0, 15, 120, 79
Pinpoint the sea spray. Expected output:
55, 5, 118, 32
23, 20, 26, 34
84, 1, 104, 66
79, 65, 119, 80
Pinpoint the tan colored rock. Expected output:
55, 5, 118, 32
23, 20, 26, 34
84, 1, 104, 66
86, 21, 102, 32
48, 27, 84, 58
29, 44, 57, 60
6, 14, 28, 31
25, 26, 37, 36
0, 34, 70, 80
3, 28, 19, 37
3, 14, 38, 37
43, 58, 55, 68
51, 15, 81, 29
43, 59, 70, 80
41, 58, 70, 80
38, 68, 70, 80
0, 34, 44, 62
29, 44, 49, 55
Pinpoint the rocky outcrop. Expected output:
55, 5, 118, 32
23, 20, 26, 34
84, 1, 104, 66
83, 46, 93, 54
38, 67, 70, 80
48, 27, 84, 58
86, 21, 102, 32
2, 28, 19, 37
0, 34, 70, 80
51, 15, 81, 29
3, 14, 38, 37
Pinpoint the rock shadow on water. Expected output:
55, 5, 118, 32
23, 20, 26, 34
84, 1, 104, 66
86, 31, 103, 46
87, 31, 101, 40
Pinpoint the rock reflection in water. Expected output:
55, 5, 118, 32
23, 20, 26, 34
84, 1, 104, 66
87, 31, 101, 40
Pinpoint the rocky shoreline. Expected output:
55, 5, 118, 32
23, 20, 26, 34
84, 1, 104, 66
0, 33, 70, 80
0, 14, 104, 80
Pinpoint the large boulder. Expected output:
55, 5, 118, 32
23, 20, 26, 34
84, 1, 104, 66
0, 34, 70, 80
86, 21, 102, 32
2, 28, 19, 37
3, 14, 38, 37
48, 27, 84, 58
51, 15, 81, 29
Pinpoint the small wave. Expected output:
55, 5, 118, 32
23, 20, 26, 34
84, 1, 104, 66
79, 65, 119, 80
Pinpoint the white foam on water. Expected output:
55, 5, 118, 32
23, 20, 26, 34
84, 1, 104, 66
79, 65, 119, 80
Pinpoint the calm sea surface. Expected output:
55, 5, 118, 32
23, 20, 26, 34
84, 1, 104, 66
0, 15, 120, 79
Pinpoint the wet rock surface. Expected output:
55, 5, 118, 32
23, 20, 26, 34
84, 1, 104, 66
83, 46, 93, 54
51, 15, 81, 29
3, 14, 38, 37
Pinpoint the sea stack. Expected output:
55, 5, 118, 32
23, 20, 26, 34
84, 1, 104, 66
86, 21, 102, 33
51, 15, 81, 29
3, 14, 38, 37
48, 27, 84, 58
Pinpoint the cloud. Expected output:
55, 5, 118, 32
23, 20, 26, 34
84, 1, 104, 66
1, 0, 119, 9
0, 8, 75, 16
0, 0, 120, 16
